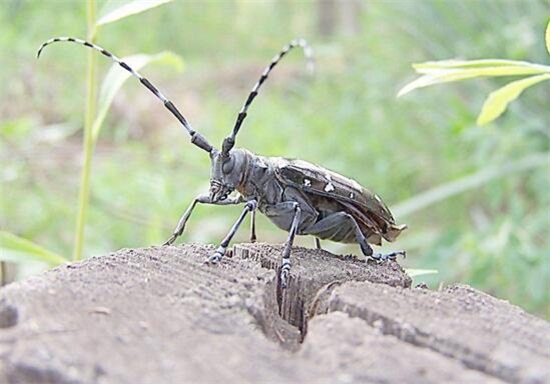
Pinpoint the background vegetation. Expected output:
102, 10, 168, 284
1, 0, 549, 318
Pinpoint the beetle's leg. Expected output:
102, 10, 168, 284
371, 250, 406, 261
163, 194, 210, 246
249, 209, 257, 243
302, 212, 404, 261
280, 203, 301, 289
163, 193, 243, 246
314, 237, 322, 250
261, 190, 316, 288
206, 200, 258, 264
303, 212, 370, 253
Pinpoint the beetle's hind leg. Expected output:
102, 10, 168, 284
358, 238, 406, 262
370, 250, 406, 262
353, 233, 406, 262
302, 212, 405, 262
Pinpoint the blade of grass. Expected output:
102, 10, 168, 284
74, 0, 98, 261
0, 231, 67, 266
413, 59, 550, 72
405, 268, 438, 278
392, 153, 550, 218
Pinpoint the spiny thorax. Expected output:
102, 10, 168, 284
235, 148, 259, 198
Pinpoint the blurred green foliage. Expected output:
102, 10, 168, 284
1, 1, 549, 318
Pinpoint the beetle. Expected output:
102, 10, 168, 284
38, 37, 407, 288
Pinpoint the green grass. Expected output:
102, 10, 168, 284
1, 0, 549, 318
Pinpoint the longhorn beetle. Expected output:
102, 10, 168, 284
38, 37, 407, 288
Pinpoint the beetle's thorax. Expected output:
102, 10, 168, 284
234, 151, 264, 197
236, 153, 287, 206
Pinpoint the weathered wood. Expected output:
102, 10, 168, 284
301, 312, 501, 383
0, 243, 548, 384
234, 243, 411, 337
310, 281, 550, 383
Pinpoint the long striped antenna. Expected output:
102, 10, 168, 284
221, 38, 314, 156
37, 37, 214, 153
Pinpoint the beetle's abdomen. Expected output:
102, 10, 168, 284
274, 158, 407, 244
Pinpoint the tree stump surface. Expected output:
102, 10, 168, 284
0, 243, 548, 384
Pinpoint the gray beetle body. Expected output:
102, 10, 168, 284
38, 37, 406, 288
194, 147, 406, 286
213, 148, 404, 244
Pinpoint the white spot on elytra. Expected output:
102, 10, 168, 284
374, 194, 382, 203
325, 173, 332, 181
304, 179, 312, 187
325, 183, 335, 192
350, 192, 355, 199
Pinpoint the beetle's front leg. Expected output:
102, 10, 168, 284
163, 193, 243, 246
206, 200, 258, 264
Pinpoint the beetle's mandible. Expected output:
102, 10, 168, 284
38, 37, 407, 288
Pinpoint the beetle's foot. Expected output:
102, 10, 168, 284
370, 250, 406, 262
163, 234, 177, 246
359, 241, 373, 257
205, 247, 226, 265
279, 259, 291, 289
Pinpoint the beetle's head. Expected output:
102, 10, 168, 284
209, 144, 249, 202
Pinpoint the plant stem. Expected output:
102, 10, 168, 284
73, 0, 97, 261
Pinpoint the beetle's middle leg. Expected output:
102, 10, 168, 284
262, 195, 317, 289
206, 200, 258, 264
280, 203, 301, 288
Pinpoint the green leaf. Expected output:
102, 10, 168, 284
397, 62, 550, 97
92, 52, 184, 141
392, 153, 550, 218
477, 74, 550, 125
0, 231, 67, 266
97, 0, 173, 26
546, 20, 550, 56
405, 269, 438, 278
413, 59, 550, 72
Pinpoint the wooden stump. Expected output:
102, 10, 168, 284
0, 243, 548, 383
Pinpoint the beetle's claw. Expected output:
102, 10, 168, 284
370, 250, 406, 262
162, 235, 177, 246
205, 247, 226, 265
279, 259, 291, 289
